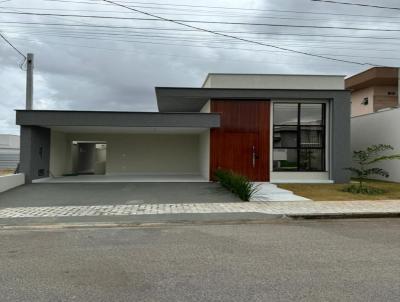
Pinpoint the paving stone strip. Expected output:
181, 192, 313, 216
0, 201, 400, 218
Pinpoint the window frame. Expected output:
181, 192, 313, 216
273, 103, 326, 172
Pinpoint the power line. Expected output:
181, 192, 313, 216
311, 0, 400, 11
3, 21, 400, 41
12, 29, 400, 58
8, 26, 400, 49
1, 10, 400, 32
100, 0, 375, 66
0, 21, 399, 42
0, 31, 26, 68
4, 5, 400, 25
12, 31, 400, 62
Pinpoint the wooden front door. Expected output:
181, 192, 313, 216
210, 100, 270, 181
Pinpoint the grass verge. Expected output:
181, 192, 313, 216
278, 179, 400, 201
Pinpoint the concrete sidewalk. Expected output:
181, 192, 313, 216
1, 200, 400, 220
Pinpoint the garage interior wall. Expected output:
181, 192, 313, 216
50, 130, 202, 176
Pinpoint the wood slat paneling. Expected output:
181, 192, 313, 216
210, 100, 270, 181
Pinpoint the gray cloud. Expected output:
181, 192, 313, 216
0, 0, 398, 134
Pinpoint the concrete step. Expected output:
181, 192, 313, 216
250, 182, 310, 202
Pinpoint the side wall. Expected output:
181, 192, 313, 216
351, 108, 400, 182
199, 130, 210, 179
50, 130, 68, 177
20, 126, 51, 183
331, 95, 352, 183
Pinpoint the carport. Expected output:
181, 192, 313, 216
16, 110, 220, 183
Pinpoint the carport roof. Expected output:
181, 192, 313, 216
16, 110, 220, 128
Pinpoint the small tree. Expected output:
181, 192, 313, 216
346, 144, 400, 193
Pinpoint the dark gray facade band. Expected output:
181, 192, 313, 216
16, 110, 221, 128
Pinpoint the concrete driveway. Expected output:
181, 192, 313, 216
0, 182, 240, 208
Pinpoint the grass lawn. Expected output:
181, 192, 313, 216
0, 169, 15, 176
278, 179, 400, 201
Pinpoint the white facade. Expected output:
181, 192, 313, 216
351, 108, 400, 182
202, 73, 345, 90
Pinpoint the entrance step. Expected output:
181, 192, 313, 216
250, 183, 311, 202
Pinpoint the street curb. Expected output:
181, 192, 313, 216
0, 216, 289, 230
287, 212, 400, 220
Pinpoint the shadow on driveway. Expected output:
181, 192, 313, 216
0, 182, 240, 208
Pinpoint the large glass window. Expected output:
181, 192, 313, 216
273, 103, 326, 172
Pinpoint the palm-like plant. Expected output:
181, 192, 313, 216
346, 144, 400, 193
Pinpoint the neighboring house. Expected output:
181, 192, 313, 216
0, 134, 20, 170
345, 67, 400, 117
16, 73, 351, 184
348, 67, 400, 183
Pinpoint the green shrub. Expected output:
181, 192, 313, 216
214, 169, 258, 201
346, 144, 400, 195
342, 184, 385, 195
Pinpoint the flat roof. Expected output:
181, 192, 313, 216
16, 110, 220, 128
156, 87, 350, 112
345, 67, 399, 90
202, 73, 346, 88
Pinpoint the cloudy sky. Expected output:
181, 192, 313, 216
1, 0, 399, 134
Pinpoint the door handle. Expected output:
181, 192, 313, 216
252, 145, 256, 168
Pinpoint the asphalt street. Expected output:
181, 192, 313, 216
0, 219, 399, 302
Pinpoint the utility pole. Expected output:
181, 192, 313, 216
26, 53, 34, 110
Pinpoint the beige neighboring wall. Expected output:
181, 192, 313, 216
373, 86, 398, 112
202, 74, 345, 90
350, 86, 398, 117
351, 87, 375, 117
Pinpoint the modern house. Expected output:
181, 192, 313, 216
345, 67, 400, 117
348, 67, 400, 183
0, 134, 20, 170
16, 73, 351, 184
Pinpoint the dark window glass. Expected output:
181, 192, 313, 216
273, 103, 326, 172
273, 103, 298, 125
299, 149, 324, 171
300, 126, 324, 148
273, 149, 298, 171
300, 104, 323, 125
273, 126, 298, 148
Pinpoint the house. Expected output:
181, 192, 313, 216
16, 73, 351, 184
348, 67, 400, 183
345, 67, 400, 117
0, 134, 20, 171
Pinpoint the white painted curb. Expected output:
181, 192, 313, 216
0, 173, 25, 193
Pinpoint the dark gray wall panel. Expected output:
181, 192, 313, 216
20, 126, 50, 183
